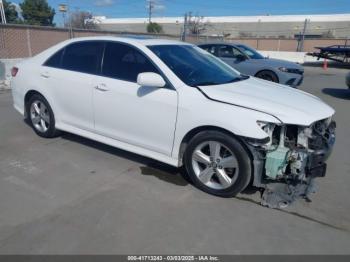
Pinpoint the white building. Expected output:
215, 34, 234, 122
92, 13, 350, 38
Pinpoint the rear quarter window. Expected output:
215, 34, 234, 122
44, 48, 64, 68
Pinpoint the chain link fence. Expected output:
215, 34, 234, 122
1, 23, 349, 60
0, 24, 181, 59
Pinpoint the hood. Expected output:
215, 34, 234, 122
199, 77, 334, 126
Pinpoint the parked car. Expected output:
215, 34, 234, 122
11, 37, 335, 207
346, 72, 350, 88
198, 43, 304, 87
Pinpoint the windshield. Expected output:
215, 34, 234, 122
236, 44, 264, 59
148, 45, 244, 87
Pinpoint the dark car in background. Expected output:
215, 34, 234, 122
198, 43, 304, 87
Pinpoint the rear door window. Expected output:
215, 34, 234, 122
61, 41, 104, 74
218, 45, 243, 58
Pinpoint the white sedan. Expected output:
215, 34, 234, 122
11, 37, 336, 207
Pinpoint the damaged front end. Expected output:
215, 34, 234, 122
245, 118, 336, 208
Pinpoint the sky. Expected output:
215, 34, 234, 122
11, 0, 350, 26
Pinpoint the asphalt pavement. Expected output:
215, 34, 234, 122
0, 66, 349, 254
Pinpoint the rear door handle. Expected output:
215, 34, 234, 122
94, 83, 109, 92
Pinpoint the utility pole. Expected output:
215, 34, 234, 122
59, 2, 72, 37
67, 0, 73, 38
298, 18, 308, 52
59, 4, 68, 28
0, 0, 7, 24
182, 13, 188, 41
148, 0, 154, 23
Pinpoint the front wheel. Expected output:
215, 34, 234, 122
255, 70, 279, 83
184, 131, 252, 197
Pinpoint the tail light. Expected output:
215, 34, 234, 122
11, 67, 18, 77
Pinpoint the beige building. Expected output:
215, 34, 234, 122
92, 13, 350, 38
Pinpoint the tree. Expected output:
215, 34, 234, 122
147, 22, 163, 33
66, 11, 96, 29
322, 30, 335, 39
20, 0, 55, 26
187, 12, 210, 35
1, 0, 19, 23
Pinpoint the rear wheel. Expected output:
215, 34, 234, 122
27, 94, 59, 138
184, 131, 251, 197
255, 70, 279, 83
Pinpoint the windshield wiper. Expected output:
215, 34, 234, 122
192, 75, 249, 87
223, 75, 249, 84
191, 81, 219, 87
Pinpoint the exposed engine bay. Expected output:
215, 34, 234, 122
246, 118, 336, 208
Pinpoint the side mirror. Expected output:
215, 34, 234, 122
236, 54, 247, 62
137, 72, 166, 88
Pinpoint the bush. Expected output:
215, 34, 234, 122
147, 22, 163, 33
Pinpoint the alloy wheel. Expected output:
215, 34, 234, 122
30, 100, 50, 133
191, 141, 239, 190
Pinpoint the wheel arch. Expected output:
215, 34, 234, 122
254, 69, 280, 83
24, 90, 46, 118
178, 125, 256, 194
177, 125, 252, 167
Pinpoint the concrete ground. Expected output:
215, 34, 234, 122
0, 66, 349, 254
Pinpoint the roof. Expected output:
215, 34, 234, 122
93, 13, 350, 24
63, 36, 189, 46
197, 42, 243, 46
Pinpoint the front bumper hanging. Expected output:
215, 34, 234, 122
246, 120, 336, 209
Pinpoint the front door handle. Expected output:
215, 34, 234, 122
94, 83, 109, 92
40, 72, 50, 78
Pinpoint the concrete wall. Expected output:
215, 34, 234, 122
259, 51, 319, 64
0, 59, 23, 79
0, 61, 5, 80
0, 59, 23, 89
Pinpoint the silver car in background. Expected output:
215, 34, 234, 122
346, 72, 350, 88
198, 43, 304, 87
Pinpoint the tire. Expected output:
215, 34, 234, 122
346, 72, 350, 88
255, 70, 279, 83
184, 131, 252, 197
26, 94, 59, 138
